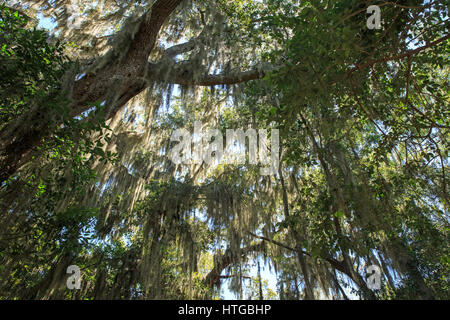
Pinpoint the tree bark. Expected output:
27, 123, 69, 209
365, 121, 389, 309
0, 0, 266, 182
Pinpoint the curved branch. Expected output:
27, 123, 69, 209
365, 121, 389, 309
72, 0, 185, 114
163, 40, 197, 58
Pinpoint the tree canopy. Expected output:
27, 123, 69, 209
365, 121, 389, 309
0, 0, 448, 300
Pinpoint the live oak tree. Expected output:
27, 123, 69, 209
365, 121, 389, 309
0, 0, 448, 300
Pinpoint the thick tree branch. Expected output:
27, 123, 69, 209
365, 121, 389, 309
163, 40, 197, 58
72, 0, 184, 115
125, 0, 185, 63
248, 232, 310, 256
204, 243, 264, 288
173, 69, 266, 86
